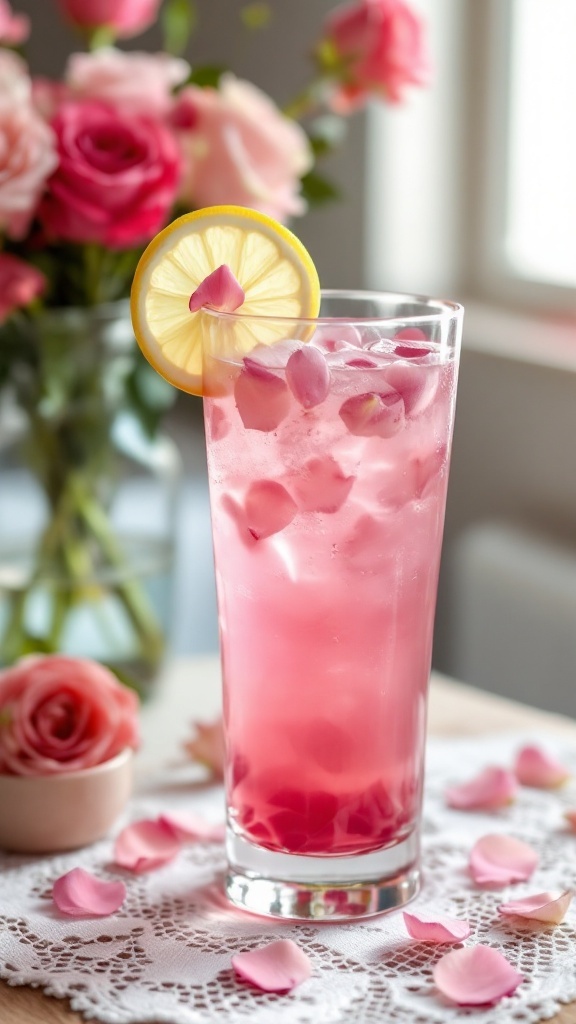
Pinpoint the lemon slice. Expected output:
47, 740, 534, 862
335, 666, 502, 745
130, 205, 320, 396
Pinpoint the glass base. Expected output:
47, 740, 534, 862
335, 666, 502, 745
225, 828, 420, 921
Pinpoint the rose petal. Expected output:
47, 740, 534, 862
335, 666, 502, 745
158, 811, 225, 843
383, 361, 438, 416
189, 264, 245, 312
446, 767, 517, 811
339, 390, 405, 438
514, 745, 570, 788
565, 810, 576, 832
232, 939, 312, 992
52, 868, 126, 917
245, 479, 297, 539
183, 718, 225, 778
285, 346, 330, 408
469, 834, 539, 887
498, 890, 573, 924
292, 455, 355, 513
433, 946, 523, 1006
403, 910, 470, 943
114, 819, 182, 873
234, 360, 291, 432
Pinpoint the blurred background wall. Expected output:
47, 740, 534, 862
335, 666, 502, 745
15, 0, 576, 716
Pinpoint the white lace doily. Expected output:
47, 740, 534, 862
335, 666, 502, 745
2, 732, 576, 1024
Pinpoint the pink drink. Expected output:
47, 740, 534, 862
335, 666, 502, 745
204, 320, 458, 862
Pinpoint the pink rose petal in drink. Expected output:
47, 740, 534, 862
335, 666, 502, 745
345, 356, 378, 368
403, 910, 471, 943
469, 834, 539, 887
232, 939, 312, 992
158, 811, 225, 843
292, 455, 355, 513
206, 403, 229, 442
52, 868, 126, 917
245, 479, 297, 539
393, 327, 433, 360
285, 346, 330, 409
114, 819, 182, 873
514, 745, 570, 789
384, 361, 438, 416
189, 264, 245, 312
339, 390, 405, 438
433, 946, 523, 1006
498, 889, 573, 925
446, 766, 518, 811
312, 324, 363, 351
234, 360, 291, 432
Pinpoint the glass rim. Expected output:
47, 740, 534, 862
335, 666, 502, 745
202, 288, 464, 328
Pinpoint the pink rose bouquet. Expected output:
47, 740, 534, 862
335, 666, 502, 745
0, 0, 428, 684
0, 655, 139, 776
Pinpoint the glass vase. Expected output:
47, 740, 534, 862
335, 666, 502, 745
0, 301, 180, 696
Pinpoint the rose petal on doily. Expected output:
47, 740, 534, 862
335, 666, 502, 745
114, 819, 182, 873
183, 718, 225, 778
403, 910, 471, 943
433, 945, 523, 1006
52, 868, 126, 917
498, 890, 573, 924
445, 766, 517, 811
232, 939, 312, 992
514, 745, 570, 788
469, 834, 539, 887
189, 264, 244, 312
158, 811, 225, 843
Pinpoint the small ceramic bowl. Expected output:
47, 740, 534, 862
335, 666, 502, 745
0, 748, 133, 854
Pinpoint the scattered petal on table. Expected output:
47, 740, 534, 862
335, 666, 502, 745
565, 810, 576, 832
52, 868, 126, 917
189, 264, 244, 312
403, 910, 470, 943
514, 745, 570, 789
433, 945, 523, 1006
158, 810, 225, 843
469, 834, 539, 887
114, 819, 182, 873
232, 939, 312, 992
183, 718, 224, 779
446, 766, 517, 811
498, 890, 573, 925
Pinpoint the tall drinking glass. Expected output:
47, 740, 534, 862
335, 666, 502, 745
201, 291, 463, 920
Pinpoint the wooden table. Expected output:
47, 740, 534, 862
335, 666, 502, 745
2, 656, 576, 1024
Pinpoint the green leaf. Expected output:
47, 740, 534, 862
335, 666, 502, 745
162, 0, 196, 56
240, 2, 271, 30
300, 170, 341, 207
308, 114, 348, 157
187, 64, 226, 88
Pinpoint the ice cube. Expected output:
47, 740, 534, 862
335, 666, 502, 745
285, 346, 331, 409
245, 479, 297, 539
311, 325, 363, 352
234, 360, 291, 431
248, 338, 304, 368
339, 390, 405, 438
292, 454, 355, 513
342, 513, 396, 574
383, 362, 438, 417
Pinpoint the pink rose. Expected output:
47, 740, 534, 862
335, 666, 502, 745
0, 253, 45, 324
321, 0, 429, 111
39, 100, 181, 249
175, 75, 313, 223
0, 0, 29, 46
0, 655, 139, 776
57, 0, 161, 39
0, 57, 58, 239
66, 48, 190, 117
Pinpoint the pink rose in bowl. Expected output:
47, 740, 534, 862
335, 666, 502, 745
0, 655, 139, 776
66, 48, 190, 117
174, 74, 313, 223
57, 0, 161, 39
321, 0, 429, 112
39, 100, 181, 249
0, 253, 46, 324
